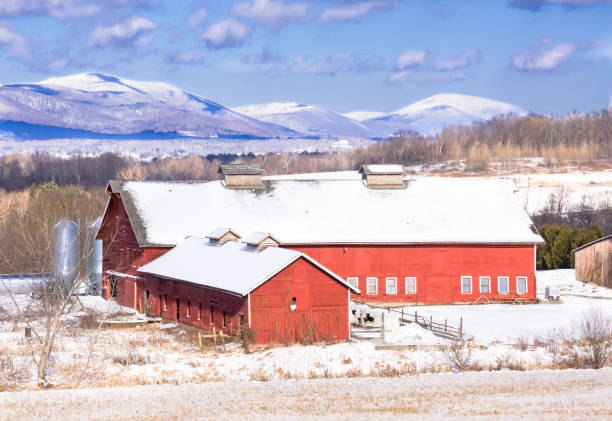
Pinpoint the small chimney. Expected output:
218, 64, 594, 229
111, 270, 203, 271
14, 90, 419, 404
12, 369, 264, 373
244, 232, 280, 252
205, 227, 241, 245
358, 164, 405, 189
218, 164, 264, 189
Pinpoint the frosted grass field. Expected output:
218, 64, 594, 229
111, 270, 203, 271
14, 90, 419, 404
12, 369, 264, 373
1, 369, 610, 420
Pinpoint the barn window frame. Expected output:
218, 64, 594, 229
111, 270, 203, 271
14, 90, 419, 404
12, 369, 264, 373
197, 302, 202, 320
366, 277, 378, 295
498, 276, 509, 294
405, 277, 417, 294
163, 294, 168, 311
385, 277, 397, 295
479, 276, 491, 294
461, 276, 472, 294
347, 277, 359, 289
516, 276, 528, 294
186, 301, 191, 318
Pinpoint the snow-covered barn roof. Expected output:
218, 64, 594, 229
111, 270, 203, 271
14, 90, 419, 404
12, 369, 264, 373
138, 237, 359, 296
218, 164, 264, 175
106, 176, 544, 247
244, 231, 279, 246
359, 164, 404, 175
206, 227, 241, 241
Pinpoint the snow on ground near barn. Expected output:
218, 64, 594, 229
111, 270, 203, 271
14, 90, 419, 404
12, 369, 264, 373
1, 369, 610, 421
0, 269, 610, 391
396, 270, 612, 345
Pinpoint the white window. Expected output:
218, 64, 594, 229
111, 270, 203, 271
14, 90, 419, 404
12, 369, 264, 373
498, 276, 509, 294
516, 277, 528, 294
461, 276, 472, 294
405, 277, 417, 294
347, 277, 359, 289
479, 276, 490, 294
366, 277, 378, 295
386, 277, 397, 295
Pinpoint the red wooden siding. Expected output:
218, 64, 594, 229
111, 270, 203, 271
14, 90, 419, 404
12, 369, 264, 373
134, 257, 350, 344
287, 244, 537, 304
96, 192, 169, 299
138, 274, 249, 335
249, 257, 349, 344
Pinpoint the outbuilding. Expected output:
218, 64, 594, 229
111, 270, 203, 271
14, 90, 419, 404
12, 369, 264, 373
573, 235, 611, 288
136, 235, 359, 344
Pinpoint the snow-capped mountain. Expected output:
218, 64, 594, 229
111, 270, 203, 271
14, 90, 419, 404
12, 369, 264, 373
0, 73, 292, 139
232, 102, 373, 137
342, 111, 386, 122
361, 93, 528, 137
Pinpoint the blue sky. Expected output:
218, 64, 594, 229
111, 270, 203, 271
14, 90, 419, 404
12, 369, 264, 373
0, 0, 610, 115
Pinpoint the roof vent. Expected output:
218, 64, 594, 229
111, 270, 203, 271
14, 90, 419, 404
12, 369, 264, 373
358, 164, 405, 188
244, 232, 280, 252
205, 227, 241, 245
218, 164, 264, 189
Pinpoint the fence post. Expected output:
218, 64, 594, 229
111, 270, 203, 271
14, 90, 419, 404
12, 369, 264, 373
213, 326, 217, 346
198, 332, 202, 351
459, 318, 463, 338
444, 319, 447, 333
401, 308, 404, 321
380, 312, 385, 344
414, 311, 417, 323
429, 315, 432, 329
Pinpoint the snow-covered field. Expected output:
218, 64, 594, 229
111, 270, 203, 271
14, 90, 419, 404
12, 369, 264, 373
1, 369, 610, 420
0, 269, 610, 394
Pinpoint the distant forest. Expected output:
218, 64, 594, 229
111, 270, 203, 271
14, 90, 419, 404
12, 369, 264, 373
0, 110, 611, 272
1, 109, 611, 190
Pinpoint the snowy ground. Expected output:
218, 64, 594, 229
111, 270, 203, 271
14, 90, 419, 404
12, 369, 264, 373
0, 269, 610, 392
1, 369, 610, 421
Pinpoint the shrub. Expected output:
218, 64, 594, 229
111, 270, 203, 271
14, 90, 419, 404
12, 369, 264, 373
577, 310, 612, 369
444, 339, 472, 371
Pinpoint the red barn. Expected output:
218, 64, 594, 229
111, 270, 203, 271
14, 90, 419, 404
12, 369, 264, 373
97, 164, 544, 313
136, 235, 357, 343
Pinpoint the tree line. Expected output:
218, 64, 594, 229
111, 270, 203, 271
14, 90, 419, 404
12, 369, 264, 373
1, 109, 611, 191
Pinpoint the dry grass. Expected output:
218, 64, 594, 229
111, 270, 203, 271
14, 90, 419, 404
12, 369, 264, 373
1, 369, 611, 420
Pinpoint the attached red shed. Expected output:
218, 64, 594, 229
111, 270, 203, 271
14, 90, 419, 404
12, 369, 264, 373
137, 236, 358, 344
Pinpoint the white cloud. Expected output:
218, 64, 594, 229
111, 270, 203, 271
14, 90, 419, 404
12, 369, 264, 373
201, 18, 251, 49
90, 16, 156, 46
512, 42, 577, 71
0, 0, 100, 18
168, 50, 204, 65
188, 7, 207, 28
434, 48, 481, 71
320, 0, 396, 23
233, 0, 310, 27
0, 23, 29, 61
508, 0, 612, 11
290, 55, 349, 75
0, 0, 151, 19
289, 54, 384, 75
387, 70, 466, 84
395, 50, 427, 70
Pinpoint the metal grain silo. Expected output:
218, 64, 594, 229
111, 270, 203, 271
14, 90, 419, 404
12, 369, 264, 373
52, 219, 80, 290
86, 217, 103, 295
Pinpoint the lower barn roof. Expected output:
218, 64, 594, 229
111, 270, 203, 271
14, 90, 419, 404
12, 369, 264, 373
108, 176, 544, 247
138, 237, 358, 296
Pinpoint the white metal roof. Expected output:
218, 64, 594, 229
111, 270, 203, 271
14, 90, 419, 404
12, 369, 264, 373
112, 175, 544, 246
205, 227, 240, 240
359, 164, 404, 175
243, 232, 279, 246
138, 237, 359, 296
